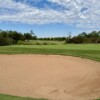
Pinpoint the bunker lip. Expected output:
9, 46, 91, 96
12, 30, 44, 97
0, 55, 100, 100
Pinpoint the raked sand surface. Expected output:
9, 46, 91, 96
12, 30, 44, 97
0, 54, 100, 100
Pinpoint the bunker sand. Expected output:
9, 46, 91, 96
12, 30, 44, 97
0, 55, 100, 100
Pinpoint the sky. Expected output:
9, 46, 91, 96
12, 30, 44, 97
0, 0, 100, 37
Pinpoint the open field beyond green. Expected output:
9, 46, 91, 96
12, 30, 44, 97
29, 40, 64, 45
0, 44, 100, 61
0, 94, 47, 100
17, 40, 65, 45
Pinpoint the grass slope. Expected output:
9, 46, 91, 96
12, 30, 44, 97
0, 94, 47, 100
0, 44, 100, 61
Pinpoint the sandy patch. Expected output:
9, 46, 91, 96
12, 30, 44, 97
0, 55, 100, 100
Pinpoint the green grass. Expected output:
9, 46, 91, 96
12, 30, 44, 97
30, 40, 64, 45
17, 40, 64, 45
0, 44, 100, 61
0, 94, 47, 100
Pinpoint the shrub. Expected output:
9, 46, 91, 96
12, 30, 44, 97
0, 37, 8, 46
36, 42, 41, 45
42, 42, 48, 45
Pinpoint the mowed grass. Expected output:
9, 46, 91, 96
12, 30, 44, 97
0, 94, 47, 100
0, 44, 100, 61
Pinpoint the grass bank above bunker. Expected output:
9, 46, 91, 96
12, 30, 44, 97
0, 44, 100, 61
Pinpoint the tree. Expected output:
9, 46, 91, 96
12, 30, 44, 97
90, 31, 100, 43
30, 30, 37, 40
24, 33, 33, 42
66, 32, 72, 43
0, 34, 9, 46
30, 30, 35, 36
8, 31, 24, 43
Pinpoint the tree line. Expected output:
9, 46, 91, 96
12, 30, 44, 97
0, 29, 100, 46
0, 30, 37, 46
38, 31, 100, 43
66, 31, 100, 43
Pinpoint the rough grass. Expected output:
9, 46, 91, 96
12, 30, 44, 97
0, 44, 100, 61
0, 94, 47, 100
17, 40, 64, 45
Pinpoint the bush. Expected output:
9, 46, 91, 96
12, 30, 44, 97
17, 40, 24, 45
36, 42, 41, 45
42, 42, 48, 45
17, 40, 34, 45
0, 37, 8, 46
50, 43, 57, 45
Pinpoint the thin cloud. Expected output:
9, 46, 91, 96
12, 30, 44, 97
0, 0, 100, 29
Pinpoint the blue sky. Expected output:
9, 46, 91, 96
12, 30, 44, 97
0, 0, 100, 37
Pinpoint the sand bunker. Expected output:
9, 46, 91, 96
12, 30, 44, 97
0, 55, 100, 100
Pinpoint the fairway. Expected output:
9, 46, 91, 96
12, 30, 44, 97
0, 54, 100, 100
0, 44, 100, 61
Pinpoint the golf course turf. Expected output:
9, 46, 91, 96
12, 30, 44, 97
0, 94, 47, 100
0, 44, 100, 100
0, 44, 100, 61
